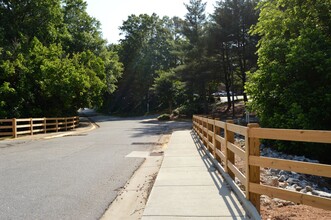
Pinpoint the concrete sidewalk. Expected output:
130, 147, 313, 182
142, 130, 249, 219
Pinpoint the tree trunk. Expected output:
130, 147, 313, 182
168, 100, 173, 114
220, 45, 231, 114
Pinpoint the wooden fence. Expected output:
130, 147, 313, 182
192, 115, 331, 213
0, 117, 79, 138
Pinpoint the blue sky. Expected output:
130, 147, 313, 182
85, 0, 217, 44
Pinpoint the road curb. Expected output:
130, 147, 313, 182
42, 122, 97, 140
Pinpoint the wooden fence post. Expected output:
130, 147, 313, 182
225, 120, 235, 180
213, 118, 220, 160
212, 119, 216, 158
30, 118, 33, 135
12, 118, 17, 138
211, 118, 214, 154
208, 117, 213, 151
247, 123, 261, 213
199, 117, 202, 139
74, 116, 77, 128
44, 118, 47, 133
203, 117, 207, 146
56, 119, 58, 132
65, 118, 68, 131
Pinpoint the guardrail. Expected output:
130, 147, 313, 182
192, 115, 331, 213
0, 117, 79, 138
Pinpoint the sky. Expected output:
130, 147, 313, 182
85, 0, 217, 44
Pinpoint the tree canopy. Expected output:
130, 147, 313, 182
109, 0, 259, 116
110, 14, 178, 113
246, 0, 331, 130
0, 0, 123, 118
245, 0, 331, 161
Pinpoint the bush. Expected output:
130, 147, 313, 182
157, 114, 171, 121
246, 0, 331, 163
174, 102, 203, 117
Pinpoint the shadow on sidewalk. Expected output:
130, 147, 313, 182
190, 130, 247, 219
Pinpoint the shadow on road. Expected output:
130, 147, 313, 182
130, 119, 192, 138
79, 108, 192, 138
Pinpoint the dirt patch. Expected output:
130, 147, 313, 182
211, 100, 249, 120
261, 202, 331, 220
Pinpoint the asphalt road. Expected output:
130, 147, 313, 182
0, 114, 191, 220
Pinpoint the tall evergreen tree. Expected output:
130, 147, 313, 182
179, 0, 210, 113
208, 0, 259, 112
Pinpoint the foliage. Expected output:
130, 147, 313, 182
0, 38, 108, 117
112, 0, 260, 116
157, 114, 171, 121
174, 103, 201, 117
152, 70, 185, 113
62, 0, 106, 54
111, 14, 178, 113
177, 0, 210, 113
0, 0, 64, 46
246, 0, 331, 161
208, 0, 259, 111
0, 0, 123, 118
247, 0, 331, 130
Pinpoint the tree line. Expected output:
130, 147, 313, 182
1, 0, 330, 146
110, 0, 260, 116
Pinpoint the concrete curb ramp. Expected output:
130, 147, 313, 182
142, 130, 252, 219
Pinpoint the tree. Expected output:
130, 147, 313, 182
62, 0, 106, 54
112, 14, 178, 113
178, 0, 210, 113
246, 0, 331, 161
152, 70, 184, 113
0, 0, 64, 47
0, 38, 109, 117
62, 0, 123, 111
208, 0, 259, 114
0, 0, 123, 117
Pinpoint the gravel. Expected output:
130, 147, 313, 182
260, 145, 331, 201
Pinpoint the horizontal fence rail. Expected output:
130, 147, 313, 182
0, 116, 79, 138
192, 115, 331, 213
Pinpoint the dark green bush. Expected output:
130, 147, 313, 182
157, 114, 171, 121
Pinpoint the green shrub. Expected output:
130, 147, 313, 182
246, 0, 331, 163
157, 114, 171, 121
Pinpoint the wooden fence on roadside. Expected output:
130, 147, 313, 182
192, 115, 331, 213
0, 116, 79, 138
